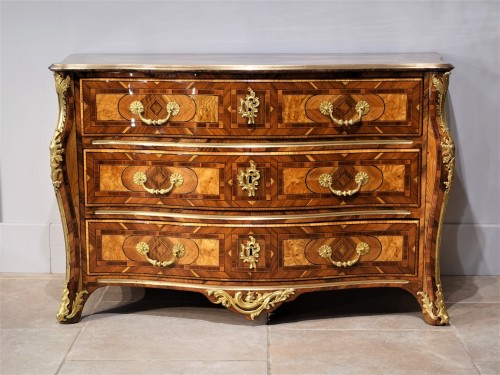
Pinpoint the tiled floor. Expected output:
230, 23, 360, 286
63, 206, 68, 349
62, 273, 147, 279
0, 275, 498, 375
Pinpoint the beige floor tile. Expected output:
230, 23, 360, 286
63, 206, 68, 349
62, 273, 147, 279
475, 360, 500, 375
449, 303, 500, 363
67, 305, 267, 361
59, 360, 267, 375
0, 277, 104, 328
0, 327, 81, 375
442, 276, 500, 303
269, 329, 478, 375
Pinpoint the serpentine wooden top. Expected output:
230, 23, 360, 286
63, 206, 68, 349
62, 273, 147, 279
49, 53, 453, 72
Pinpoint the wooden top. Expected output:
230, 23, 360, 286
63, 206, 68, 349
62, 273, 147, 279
49, 53, 453, 72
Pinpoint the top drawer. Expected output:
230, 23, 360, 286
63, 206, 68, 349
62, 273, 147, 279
81, 79, 422, 138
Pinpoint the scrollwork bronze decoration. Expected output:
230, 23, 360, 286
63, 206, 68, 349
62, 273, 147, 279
239, 236, 261, 270
206, 289, 296, 320
238, 88, 260, 124
237, 160, 261, 197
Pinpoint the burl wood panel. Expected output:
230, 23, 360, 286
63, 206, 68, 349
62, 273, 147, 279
85, 149, 420, 210
82, 79, 421, 138
86, 220, 417, 279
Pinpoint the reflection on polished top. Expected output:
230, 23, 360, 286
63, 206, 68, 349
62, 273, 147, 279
49, 53, 453, 71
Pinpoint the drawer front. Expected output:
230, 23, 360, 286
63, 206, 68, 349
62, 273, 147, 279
85, 149, 420, 209
82, 80, 226, 136
277, 79, 422, 137
82, 79, 421, 137
86, 220, 417, 278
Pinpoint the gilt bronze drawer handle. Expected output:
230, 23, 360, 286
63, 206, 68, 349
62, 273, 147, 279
238, 88, 260, 124
319, 100, 370, 126
129, 100, 180, 125
319, 171, 369, 196
240, 236, 261, 270
136, 241, 185, 268
133, 171, 183, 195
318, 242, 370, 267
237, 160, 261, 197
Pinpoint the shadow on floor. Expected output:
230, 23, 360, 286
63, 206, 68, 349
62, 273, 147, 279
87, 286, 422, 325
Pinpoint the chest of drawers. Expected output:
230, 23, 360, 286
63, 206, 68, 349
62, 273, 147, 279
50, 54, 454, 325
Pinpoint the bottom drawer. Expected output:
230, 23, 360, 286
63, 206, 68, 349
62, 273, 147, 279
86, 219, 418, 279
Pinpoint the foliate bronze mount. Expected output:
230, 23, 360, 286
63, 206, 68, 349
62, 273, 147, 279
206, 289, 296, 320
238, 87, 260, 124
237, 160, 261, 197
240, 236, 261, 270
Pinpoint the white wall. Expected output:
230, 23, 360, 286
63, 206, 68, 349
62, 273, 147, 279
1, 1, 499, 274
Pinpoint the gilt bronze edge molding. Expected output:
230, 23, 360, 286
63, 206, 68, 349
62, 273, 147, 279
95, 278, 409, 291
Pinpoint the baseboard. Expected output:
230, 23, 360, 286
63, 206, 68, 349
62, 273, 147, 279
1, 222, 498, 275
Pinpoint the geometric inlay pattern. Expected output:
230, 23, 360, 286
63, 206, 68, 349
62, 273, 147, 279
141, 95, 168, 118
331, 166, 357, 190
331, 95, 357, 118
331, 237, 358, 261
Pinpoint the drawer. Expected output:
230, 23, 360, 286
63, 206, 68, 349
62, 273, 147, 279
85, 149, 420, 209
276, 79, 422, 137
82, 79, 421, 138
86, 220, 417, 279
84, 149, 420, 211
82, 80, 226, 136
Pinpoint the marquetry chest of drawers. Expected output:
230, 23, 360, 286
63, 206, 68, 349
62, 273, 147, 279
49, 54, 454, 324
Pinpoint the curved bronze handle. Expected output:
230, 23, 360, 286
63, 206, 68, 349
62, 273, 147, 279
318, 171, 369, 196
136, 241, 185, 267
237, 160, 261, 197
133, 171, 183, 195
130, 100, 180, 125
318, 242, 370, 267
319, 100, 370, 126
238, 88, 260, 124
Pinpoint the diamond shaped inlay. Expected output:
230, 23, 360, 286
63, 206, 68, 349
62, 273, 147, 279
337, 99, 354, 115
332, 96, 357, 117
331, 237, 357, 261
148, 237, 174, 260
150, 99, 164, 116
142, 95, 167, 118
148, 168, 169, 188
331, 166, 356, 189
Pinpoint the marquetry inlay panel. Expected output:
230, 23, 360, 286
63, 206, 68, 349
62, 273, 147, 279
82, 79, 421, 138
85, 149, 419, 209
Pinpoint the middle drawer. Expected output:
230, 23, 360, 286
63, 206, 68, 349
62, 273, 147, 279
85, 148, 420, 210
